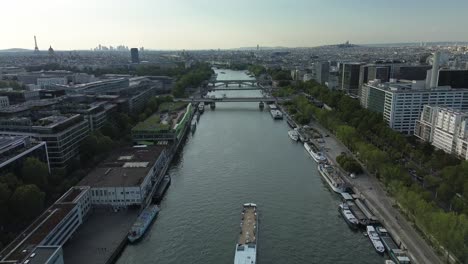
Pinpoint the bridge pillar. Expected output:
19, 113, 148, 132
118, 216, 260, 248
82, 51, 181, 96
210, 102, 216, 110
225, 83, 228, 87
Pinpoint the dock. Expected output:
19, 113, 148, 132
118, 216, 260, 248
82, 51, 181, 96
153, 175, 171, 203
354, 198, 379, 223
341, 193, 374, 226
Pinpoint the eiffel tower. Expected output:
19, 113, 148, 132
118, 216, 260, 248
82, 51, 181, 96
34, 35, 39, 53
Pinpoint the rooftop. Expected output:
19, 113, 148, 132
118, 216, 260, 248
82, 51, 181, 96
27, 246, 61, 264
79, 145, 167, 188
0, 135, 28, 152
0, 99, 59, 114
366, 80, 468, 92
158, 102, 187, 112
0, 204, 73, 263
73, 78, 128, 89
0, 187, 88, 263
132, 114, 170, 131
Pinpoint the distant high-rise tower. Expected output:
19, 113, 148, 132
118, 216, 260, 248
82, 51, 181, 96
130, 48, 139, 63
257, 44, 259, 50
48, 45, 55, 56
34, 36, 39, 53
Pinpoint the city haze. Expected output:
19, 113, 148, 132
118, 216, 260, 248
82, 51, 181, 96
2, 0, 468, 50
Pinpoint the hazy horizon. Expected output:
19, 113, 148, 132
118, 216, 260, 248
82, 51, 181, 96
2, 0, 468, 50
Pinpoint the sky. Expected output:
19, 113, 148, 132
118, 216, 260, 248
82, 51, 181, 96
1, 0, 468, 50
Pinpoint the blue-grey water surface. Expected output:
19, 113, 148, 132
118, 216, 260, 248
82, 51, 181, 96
117, 69, 382, 264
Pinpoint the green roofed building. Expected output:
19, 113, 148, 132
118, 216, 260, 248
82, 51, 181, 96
132, 103, 192, 144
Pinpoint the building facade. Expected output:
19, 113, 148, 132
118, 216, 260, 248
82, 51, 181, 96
315, 61, 330, 85
0, 96, 9, 108
0, 136, 50, 175
79, 145, 169, 208
339, 63, 362, 95
415, 105, 468, 159
0, 114, 89, 168
37, 77, 67, 88
362, 81, 468, 135
130, 48, 140, 63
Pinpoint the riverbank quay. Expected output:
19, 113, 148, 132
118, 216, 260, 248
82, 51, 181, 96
62, 105, 195, 264
63, 208, 139, 264
307, 118, 444, 264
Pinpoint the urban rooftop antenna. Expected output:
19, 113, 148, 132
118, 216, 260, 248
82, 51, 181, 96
34, 35, 39, 53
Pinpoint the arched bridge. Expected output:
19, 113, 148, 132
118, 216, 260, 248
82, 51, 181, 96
174, 97, 291, 103
208, 79, 258, 87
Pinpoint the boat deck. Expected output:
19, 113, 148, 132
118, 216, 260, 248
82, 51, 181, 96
238, 206, 257, 245
347, 201, 368, 225
324, 165, 345, 185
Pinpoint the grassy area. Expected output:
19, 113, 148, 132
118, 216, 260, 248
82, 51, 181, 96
158, 102, 187, 112
132, 114, 171, 131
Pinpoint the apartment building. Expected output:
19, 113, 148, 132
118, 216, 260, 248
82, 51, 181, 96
415, 105, 468, 159
361, 80, 468, 135
0, 114, 89, 168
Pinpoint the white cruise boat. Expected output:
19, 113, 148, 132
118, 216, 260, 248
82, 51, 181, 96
198, 102, 205, 113
234, 203, 258, 264
317, 164, 346, 193
270, 110, 283, 119
367, 225, 385, 255
338, 203, 359, 229
304, 142, 327, 163
288, 130, 299, 141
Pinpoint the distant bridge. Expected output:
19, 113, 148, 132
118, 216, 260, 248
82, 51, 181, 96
206, 86, 280, 91
174, 97, 291, 103
208, 79, 258, 87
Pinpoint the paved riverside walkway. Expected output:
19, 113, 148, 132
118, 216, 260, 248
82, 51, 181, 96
63, 208, 139, 264
309, 120, 443, 264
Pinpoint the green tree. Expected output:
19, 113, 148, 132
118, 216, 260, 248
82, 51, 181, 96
0, 173, 21, 190
80, 135, 99, 163
97, 135, 114, 154
9, 185, 45, 222
138, 113, 147, 122
0, 183, 11, 226
436, 182, 454, 203
21, 158, 48, 189
100, 122, 118, 139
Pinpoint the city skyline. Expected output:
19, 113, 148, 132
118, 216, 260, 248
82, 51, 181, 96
2, 0, 468, 50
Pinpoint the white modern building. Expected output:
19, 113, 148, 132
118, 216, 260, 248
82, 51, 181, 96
0, 96, 9, 108
415, 105, 468, 159
37, 77, 67, 88
0, 187, 91, 264
361, 80, 468, 135
78, 145, 169, 209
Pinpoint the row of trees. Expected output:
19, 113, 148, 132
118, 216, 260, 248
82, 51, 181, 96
0, 80, 25, 90
247, 65, 266, 76
336, 153, 363, 174
0, 158, 49, 249
173, 63, 213, 97
283, 80, 467, 261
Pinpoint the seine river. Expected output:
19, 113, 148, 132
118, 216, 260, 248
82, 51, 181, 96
117, 69, 382, 264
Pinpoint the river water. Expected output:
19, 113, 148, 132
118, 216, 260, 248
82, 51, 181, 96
117, 69, 382, 264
